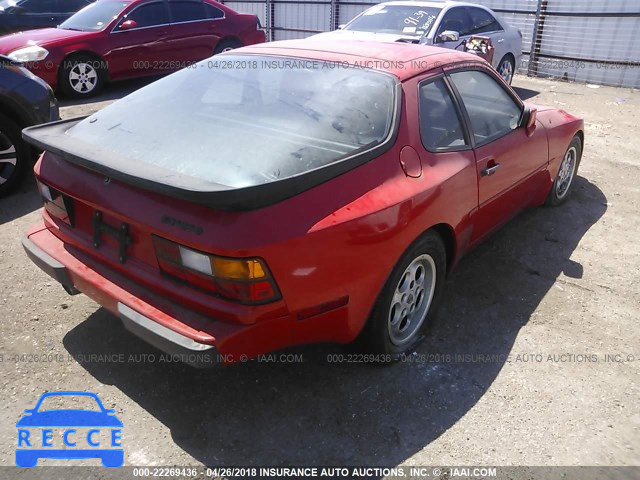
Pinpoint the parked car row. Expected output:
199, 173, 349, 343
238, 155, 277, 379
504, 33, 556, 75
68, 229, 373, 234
0, 0, 265, 197
0, 0, 266, 97
0, 0, 522, 100
313, 1, 523, 85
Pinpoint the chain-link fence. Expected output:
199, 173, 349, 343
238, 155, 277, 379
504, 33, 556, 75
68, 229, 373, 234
220, 0, 640, 87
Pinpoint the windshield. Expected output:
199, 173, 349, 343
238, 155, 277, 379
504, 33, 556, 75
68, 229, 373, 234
65, 55, 396, 189
346, 5, 441, 37
60, 1, 129, 32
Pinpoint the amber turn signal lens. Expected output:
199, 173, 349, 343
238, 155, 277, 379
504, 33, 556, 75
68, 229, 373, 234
211, 258, 266, 280
152, 235, 279, 304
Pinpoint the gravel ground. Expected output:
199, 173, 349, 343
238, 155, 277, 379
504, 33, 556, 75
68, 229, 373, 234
0, 74, 638, 475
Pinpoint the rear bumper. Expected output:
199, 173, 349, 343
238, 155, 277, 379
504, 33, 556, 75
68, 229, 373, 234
22, 223, 296, 366
22, 236, 77, 293
22, 235, 218, 368
117, 303, 216, 368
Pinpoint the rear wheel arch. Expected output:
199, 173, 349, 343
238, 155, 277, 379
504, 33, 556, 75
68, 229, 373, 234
502, 52, 515, 63
213, 37, 243, 55
378, 223, 456, 301
355, 224, 455, 335
575, 130, 584, 154
428, 223, 456, 272
355, 225, 452, 356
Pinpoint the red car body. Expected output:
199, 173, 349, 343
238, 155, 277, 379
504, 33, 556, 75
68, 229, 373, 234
22, 40, 584, 366
0, 0, 264, 94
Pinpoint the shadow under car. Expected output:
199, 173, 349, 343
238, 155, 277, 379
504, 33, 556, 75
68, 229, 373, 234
62, 176, 606, 466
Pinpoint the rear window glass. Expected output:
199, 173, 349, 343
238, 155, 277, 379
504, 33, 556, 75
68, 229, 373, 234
66, 55, 396, 189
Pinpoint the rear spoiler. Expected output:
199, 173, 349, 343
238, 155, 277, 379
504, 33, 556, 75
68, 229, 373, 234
23, 116, 398, 211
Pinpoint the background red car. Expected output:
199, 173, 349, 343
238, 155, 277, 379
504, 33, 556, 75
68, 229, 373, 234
22, 41, 584, 366
0, 0, 265, 97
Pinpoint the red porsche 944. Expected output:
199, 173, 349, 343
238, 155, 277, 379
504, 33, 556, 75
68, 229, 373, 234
22, 40, 584, 366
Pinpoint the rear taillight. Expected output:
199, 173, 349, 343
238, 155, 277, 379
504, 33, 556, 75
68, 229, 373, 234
152, 236, 280, 304
37, 180, 73, 226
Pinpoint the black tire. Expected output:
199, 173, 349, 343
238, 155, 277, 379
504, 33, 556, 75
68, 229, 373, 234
358, 231, 447, 359
0, 113, 29, 198
497, 54, 515, 85
213, 39, 243, 55
545, 135, 582, 207
59, 54, 105, 98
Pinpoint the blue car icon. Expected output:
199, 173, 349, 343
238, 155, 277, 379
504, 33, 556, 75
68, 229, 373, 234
16, 391, 123, 468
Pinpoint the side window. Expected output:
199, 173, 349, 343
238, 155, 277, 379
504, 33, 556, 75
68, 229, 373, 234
467, 7, 502, 34
59, 0, 91, 13
120, 2, 169, 29
204, 3, 224, 19
169, 0, 207, 23
450, 70, 522, 144
419, 79, 467, 150
438, 7, 472, 37
20, 0, 59, 13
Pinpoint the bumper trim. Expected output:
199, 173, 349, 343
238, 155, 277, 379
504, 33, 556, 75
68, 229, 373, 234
118, 302, 218, 368
22, 236, 79, 294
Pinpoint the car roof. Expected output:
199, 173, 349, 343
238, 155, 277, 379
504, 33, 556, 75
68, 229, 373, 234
238, 39, 484, 81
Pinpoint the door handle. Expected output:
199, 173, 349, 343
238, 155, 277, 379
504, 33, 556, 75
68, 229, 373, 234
498, 38, 505, 43
481, 163, 501, 177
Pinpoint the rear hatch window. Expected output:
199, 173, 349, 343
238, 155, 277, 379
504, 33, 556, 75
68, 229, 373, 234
62, 54, 397, 191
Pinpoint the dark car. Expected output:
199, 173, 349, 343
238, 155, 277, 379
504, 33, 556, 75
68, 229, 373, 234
0, 0, 94, 35
0, 0, 266, 98
0, 54, 58, 197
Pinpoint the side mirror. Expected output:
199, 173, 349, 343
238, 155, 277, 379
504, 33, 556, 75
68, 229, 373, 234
438, 30, 460, 43
521, 105, 537, 134
337, 24, 345, 30
118, 19, 138, 31
24, 409, 35, 414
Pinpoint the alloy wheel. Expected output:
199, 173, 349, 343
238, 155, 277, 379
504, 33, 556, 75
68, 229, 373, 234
499, 59, 514, 84
69, 62, 98, 94
556, 146, 577, 199
0, 130, 17, 186
388, 254, 437, 346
